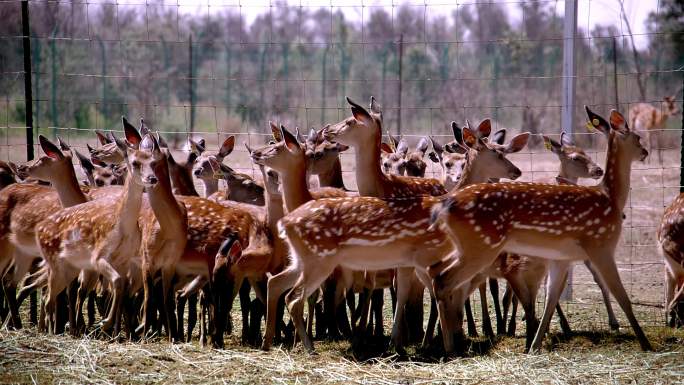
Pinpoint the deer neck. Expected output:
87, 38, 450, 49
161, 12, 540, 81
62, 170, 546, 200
454, 151, 491, 188
167, 160, 199, 197
557, 169, 578, 185
265, 190, 285, 234
148, 163, 186, 234
202, 178, 219, 197
116, 172, 144, 231
600, 132, 633, 211
280, 157, 313, 213
54, 164, 88, 207
354, 136, 389, 196
317, 158, 346, 189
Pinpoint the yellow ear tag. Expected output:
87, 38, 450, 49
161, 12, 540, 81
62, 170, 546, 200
544, 139, 552, 151
592, 118, 600, 127
585, 121, 595, 132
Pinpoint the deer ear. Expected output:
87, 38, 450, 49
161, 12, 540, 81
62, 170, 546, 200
307, 128, 318, 144
56, 136, 71, 152
218, 235, 243, 263
451, 122, 462, 144
542, 135, 562, 154
139, 118, 150, 136
7, 161, 18, 176
428, 152, 440, 163
429, 136, 443, 155
39, 135, 64, 160
380, 142, 394, 154
476, 119, 492, 138
396, 138, 409, 156
461, 127, 477, 149
269, 121, 282, 141
74, 150, 94, 173
281, 125, 300, 152
156, 133, 168, 149
87, 143, 95, 154
218, 136, 235, 158
244, 142, 253, 154
584, 106, 610, 136
492, 128, 507, 145
560, 131, 573, 147
505, 132, 530, 154
609, 110, 629, 134
416, 137, 429, 156
295, 127, 305, 144
95, 130, 110, 145
369, 96, 382, 115
122, 117, 142, 146
347, 97, 373, 124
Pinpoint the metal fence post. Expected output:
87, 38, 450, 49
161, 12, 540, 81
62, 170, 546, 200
560, 0, 578, 301
21, 0, 37, 325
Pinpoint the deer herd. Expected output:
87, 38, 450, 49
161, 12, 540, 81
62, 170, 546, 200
0, 95, 681, 358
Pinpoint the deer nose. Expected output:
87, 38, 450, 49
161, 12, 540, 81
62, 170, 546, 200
593, 168, 604, 177
194, 168, 202, 176
147, 175, 158, 185
510, 169, 522, 179
95, 179, 105, 187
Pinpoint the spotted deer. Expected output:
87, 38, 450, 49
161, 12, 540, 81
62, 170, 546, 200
74, 149, 126, 187
428, 137, 467, 192
192, 136, 236, 197
429, 107, 652, 353
250, 124, 351, 343
303, 127, 350, 191
0, 136, 95, 330
206, 162, 266, 207
261, 114, 529, 353
628, 95, 680, 163
36, 121, 151, 336
658, 193, 684, 327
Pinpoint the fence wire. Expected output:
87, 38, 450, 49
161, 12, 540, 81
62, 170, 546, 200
0, 0, 682, 328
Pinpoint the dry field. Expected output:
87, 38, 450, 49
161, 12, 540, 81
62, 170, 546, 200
0, 131, 682, 384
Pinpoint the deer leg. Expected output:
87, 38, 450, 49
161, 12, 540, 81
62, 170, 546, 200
589, 253, 652, 351
665, 273, 676, 327
422, 297, 438, 347
464, 298, 478, 337
433, 250, 500, 354
508, 295, 519, 336
75, 272, 97, 334
46, 264, 76, 335
160, 268, 178, 343
583, 260, 619, 331
2, 277, 21, 329
186, 293, 198, 342
306, 290, 319, 341
405, 276, 425, 344
140, 269, 155, 338
389, 267, 413, 354
262, 266, 300, 350
477, 279, 495, 340
237, 279, 251, 344
285, 266, 333, 354
530, 262, 570, 352
371, 289, 384, 337
505, 274, 537, 352
489, 278, 505, 335
502, 283, 512, 324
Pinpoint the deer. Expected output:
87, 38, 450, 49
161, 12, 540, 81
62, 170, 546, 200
303, 127, 350, 191
429, 107, 652, 354
1, 136, 97, 331
192, 136, 236, 197
658, 193, 684, 327
206, 162, 266, 207
74, 149, 126, 187
500, 132, 622, 337
35, 121, 152, 336
628, 95, 680, 164
260, 99, 529, 353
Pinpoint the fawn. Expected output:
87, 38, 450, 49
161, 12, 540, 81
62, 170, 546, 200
628, 95, 680, 163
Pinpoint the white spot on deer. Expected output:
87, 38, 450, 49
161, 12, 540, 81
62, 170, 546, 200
598, 226, 606, 234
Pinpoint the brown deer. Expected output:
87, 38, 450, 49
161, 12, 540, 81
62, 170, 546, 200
1, 136, 94, 330
261, 110, 529, 353
628, 95, 680, 163
206, 161, 266, 207
192, 136, 236, 197
74, 149, 126, 187
36, 122, 151, 336
303, 127, 350, 191
658, 193, 684, 327
429, 107, 652, 353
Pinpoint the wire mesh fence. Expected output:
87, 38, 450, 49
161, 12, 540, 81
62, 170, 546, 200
0, 0, 682, 328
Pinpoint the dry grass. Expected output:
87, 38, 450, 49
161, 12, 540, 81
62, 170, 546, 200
1, 325, 684, 384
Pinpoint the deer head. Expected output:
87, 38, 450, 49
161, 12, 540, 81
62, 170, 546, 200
428, 136, 466, 189
663, 96, 680, 116
381, 137, 409, 176
0, 161, 17, 190
117, 117, 161, 188
27, 136, 76, 183
458, 123, 529, 182
403, 137, 430, 177
192, 136, 234, 182
542, 132, 603, 180
74, 149, 125, 187
322, 96, 383, 147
